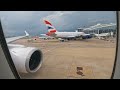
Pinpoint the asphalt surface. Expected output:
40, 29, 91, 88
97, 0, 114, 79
11, 38, 116, 79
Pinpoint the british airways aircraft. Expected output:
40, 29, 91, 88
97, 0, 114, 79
43, 20, 92, 41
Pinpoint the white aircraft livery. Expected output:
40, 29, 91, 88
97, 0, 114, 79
6, 31, 43, 73
44, 20, 92, 40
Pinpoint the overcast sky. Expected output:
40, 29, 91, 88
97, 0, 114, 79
0, 11, 116, 37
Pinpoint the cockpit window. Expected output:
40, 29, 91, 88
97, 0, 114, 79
0, 11, 117, 79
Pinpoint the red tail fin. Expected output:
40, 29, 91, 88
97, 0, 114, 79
44, 20, 57, 33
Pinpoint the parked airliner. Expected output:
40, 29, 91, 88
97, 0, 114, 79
43, 20, 92, 41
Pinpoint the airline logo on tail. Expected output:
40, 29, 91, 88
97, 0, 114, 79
44, 20, 57, 33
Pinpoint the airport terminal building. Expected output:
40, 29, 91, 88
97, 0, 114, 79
77, 23, 117, 35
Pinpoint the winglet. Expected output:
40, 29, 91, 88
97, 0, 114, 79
25, 31, 29, 36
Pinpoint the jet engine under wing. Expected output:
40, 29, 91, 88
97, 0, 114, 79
5, 31, 43, 73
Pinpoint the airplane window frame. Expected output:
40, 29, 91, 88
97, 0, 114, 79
0, 11, 119, 79
111, 11, 119, 79
0, 20, 20, 79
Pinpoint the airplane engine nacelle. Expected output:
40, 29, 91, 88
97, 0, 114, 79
82, 35, 92, 39
8, 44, 43, 73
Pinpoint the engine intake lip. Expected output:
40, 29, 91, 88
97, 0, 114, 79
25, 48, 43, 73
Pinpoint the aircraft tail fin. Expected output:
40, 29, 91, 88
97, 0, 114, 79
44, 20, 58, 33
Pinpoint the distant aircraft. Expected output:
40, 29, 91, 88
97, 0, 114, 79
94, 30, 111, 39
43, 20, 92, 41
6, 31, 43, 73
94, 33, 110, 39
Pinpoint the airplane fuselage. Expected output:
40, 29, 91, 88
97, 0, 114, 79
53, 32, 85, 38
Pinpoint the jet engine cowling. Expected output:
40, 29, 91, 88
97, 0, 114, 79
82, 35, 92, 39
8, 44, 43, 73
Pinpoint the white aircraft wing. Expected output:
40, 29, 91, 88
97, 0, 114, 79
40, 34, 47, 36
6, 31, 29, 43
83, 34, 90, 36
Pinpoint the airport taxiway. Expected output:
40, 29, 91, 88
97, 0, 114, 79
11, 38, 116, 79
